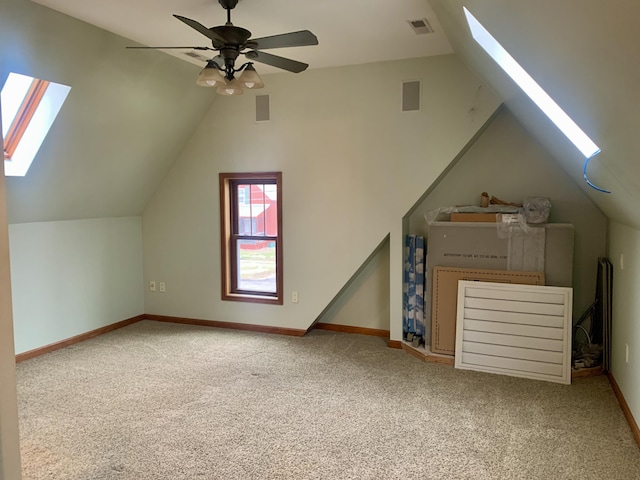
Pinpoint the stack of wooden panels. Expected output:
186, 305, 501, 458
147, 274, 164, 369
430, 267, 545, 355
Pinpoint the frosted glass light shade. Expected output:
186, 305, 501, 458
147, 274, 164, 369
196, 64, 227, 87
238, 64, 264, 89
217, 78, 244, 96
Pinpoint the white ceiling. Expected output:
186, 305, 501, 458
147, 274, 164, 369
31, 0, 453, 74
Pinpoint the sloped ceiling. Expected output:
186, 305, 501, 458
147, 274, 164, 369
1, 0, 216, 224
3, 0, 455, 224
7, 0, 639, 228
430, 0, 640, 229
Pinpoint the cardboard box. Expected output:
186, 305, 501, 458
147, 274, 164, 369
431, 267, 545, 355
450, 213, 500, 223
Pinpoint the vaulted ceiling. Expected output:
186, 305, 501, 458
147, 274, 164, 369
5, 0, 640, 230
3, 0, 454, 223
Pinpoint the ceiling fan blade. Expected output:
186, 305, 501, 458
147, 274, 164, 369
126, 46, 215, 50
174, 15, 226, 45
249, 30, 318, 50
245, 51, 309, 73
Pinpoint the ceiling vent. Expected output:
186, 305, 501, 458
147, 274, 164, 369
184, 51, 208, 61
408, 18, 434, 35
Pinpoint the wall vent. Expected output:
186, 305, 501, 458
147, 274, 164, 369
408, 18, 434, 35
256, 94, 270, 122
402, 81, 421, 112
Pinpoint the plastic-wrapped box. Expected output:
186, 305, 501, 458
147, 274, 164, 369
523, 197, 551, 224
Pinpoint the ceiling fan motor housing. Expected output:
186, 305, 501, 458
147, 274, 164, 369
220, 48, 240, 72
218, 0, 239, 10
211, 25, 252, 47
211, 25, 251, 75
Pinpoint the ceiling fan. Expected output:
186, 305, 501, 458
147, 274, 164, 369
127, 0, 319, 95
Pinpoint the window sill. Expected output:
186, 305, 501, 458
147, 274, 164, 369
222, 293, 282, 306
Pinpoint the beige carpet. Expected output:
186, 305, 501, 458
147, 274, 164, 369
16, 320, 640, 479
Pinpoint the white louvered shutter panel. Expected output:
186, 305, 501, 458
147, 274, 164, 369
455, 281, 572, 385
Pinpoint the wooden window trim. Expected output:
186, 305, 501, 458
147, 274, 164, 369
219, 172, 283, 305
3, 78, 49, 160
229, 177, 278, 297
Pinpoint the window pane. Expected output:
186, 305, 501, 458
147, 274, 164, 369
264, 184, 278, 236
236, 239, 276, 293
1, 73, 32, 138
252, 185, 266, 236
236, 184, 251, 234
237, 184, 249, 205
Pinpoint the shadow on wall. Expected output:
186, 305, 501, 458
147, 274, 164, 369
315, 236, 390, 331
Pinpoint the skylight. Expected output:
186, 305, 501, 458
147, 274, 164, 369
1, 72, 71, 176
463, 7, 600, 159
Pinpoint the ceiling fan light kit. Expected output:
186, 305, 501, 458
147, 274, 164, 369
128, 0, 318, 96
196, 61, 228, 87
238, 64, 264, 89
217, 78, 244, 96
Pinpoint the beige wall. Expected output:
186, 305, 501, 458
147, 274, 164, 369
608, 222, 640, 423
9, 217, 144, 355
0, 113, 22, 478
142, 55, 502, 340
408, 108, 608, 321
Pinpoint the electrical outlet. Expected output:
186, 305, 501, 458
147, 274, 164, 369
159, 282, 166, 293
626, 344, 629, 364
149, 281, 156, 292
292, 291, 299, 303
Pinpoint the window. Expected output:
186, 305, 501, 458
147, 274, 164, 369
463, 7, 600, 159
463, 7, 609, 193
1, 72, 71, 176
219, 172, 283, 304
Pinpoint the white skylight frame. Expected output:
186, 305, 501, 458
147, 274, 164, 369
463, 7, 600, 159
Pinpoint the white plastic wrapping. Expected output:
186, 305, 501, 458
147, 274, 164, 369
424, 205, 520, 225
523, 197, 552, 224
